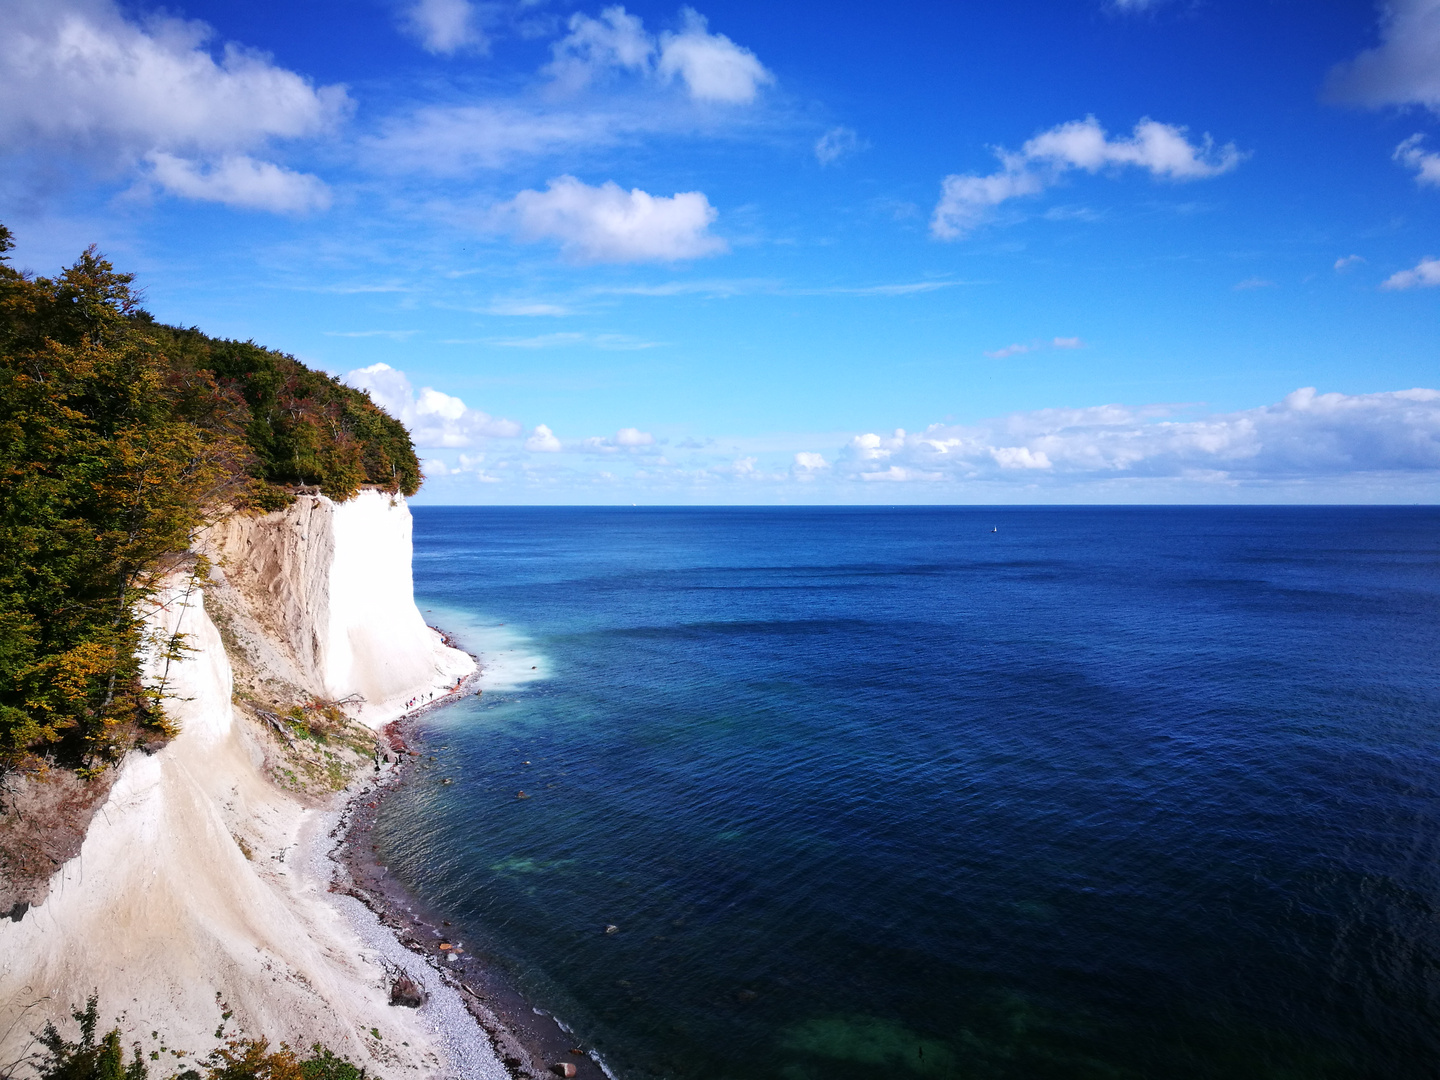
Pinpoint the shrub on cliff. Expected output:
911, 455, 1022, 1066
0, 225, 421, 770
15, 997, 372, 1080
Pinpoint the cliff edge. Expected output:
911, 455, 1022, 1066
0, 492, 486, 1078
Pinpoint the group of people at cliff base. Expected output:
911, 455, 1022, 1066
403, 678, 469, 713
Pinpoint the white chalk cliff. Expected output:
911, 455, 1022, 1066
0, 491, 487, 1077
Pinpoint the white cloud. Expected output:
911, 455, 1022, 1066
1234, 277, 1275, 290
794, 452, 829, 470
657, 8, 773, 103
582, 427, 658, 453
0, 0, 348, 195
541, 5, 770, 103
932, 116, 1242, 239
488, 299, 574, 316
1023, 117, 1241, 179
499, 175, 726, 262
1053, 336, 1084, 349
424, 452, 503, 482
837, 387, 1440, 484
343, 363, 521, 448
1382, 256, 1440, 288
815, 126, 862, 166
546, 6, 653, 92
615, 427, 654, 446
1395, 133, 1440, 186
525, 424, 563, 452
986, 343, 1034, 358
933, 168, 1047, 240
990, 446, 1053, 469
1335, 254, 1367, 271
400, 0, 485, 54
368, 7, 771, 179
145, 152, 330, 212
1327, 0, 1440, 113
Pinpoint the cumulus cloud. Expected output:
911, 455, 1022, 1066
0, 0, 348, 203
836, 387, 1440, 484
1335, 254, 1367, 271
499, 175, 726, 262
814, 126, 862, 166
423, 453, 502, 482
1382, 256, 1440, 288
367, 8, 768, 176
658, 8, 773, 103
1327, 0, 1440, 113
545, 6, 653, 92
343, 363, 521, 448
544, 5, 770, 103
932, 116, 1243, 239
400, 0, 485, 54
525, 424, 563, 452
794, 451, 829, 470
1395, 134, 1440, 186
145, 152, 330, 212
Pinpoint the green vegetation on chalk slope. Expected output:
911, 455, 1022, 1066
0, 226, 420, 770
11, 996, 372, 1080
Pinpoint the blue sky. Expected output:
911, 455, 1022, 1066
4, 0, 1439, 503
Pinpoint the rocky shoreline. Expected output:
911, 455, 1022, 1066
327, 650, 616, 1080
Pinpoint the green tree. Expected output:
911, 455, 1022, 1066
0, 226, 420, 770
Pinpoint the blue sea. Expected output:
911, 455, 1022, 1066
376, 507, 1440, 1079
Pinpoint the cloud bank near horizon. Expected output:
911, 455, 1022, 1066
346, 367, 1440, 500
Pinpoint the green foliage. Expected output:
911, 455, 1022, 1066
140, 326, 420, 502
0, 225, 420, 769
28, 996, 147, 1080
19, 998, 372, 1080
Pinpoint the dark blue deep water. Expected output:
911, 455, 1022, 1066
377, 507, 1440, 1080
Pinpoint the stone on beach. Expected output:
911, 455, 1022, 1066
551, 1063, 577, 1077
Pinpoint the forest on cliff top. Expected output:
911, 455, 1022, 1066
0, 225, 421, 771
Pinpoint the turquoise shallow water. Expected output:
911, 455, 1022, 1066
375, 506, 1440, 1079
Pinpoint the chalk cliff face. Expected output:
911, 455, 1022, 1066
205, 490, 473, 722
0, 493, 478, 1075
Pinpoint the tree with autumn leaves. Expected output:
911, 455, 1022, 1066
0, 226, 421, 772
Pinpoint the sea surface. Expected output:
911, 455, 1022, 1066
376, 507, 1440, 1080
